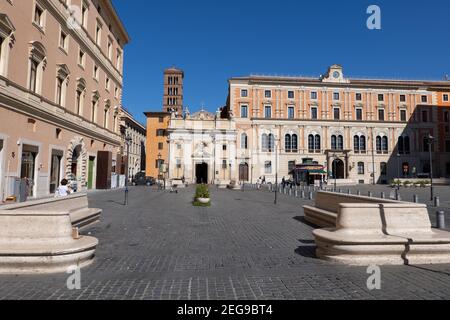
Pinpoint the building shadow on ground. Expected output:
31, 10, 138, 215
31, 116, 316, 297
294, 245, 317, 259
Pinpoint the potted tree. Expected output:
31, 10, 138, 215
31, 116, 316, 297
195, 184, 211, 205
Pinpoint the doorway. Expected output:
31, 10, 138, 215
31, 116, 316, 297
49, 150, 63, 194
21, 144, 38, 197
196, 162, 208, 184
239, 163, 249, 182
88, 156, 95, 189
332, 159, 345, 179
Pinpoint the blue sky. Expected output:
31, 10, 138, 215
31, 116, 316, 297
113, 0, 450, 124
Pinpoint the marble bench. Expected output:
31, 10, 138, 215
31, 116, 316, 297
0, 193, 101, 230
0, 210, 98, 274
313, 203, 450, 266
303, 191, 403, 228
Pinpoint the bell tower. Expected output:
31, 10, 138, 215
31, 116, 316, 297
163, 67, 184, 115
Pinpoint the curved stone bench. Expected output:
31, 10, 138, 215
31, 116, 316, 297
304, 191, 406, 228
313, 203, 450, 266
0, 210, 98, 274
0, 193, 101, 230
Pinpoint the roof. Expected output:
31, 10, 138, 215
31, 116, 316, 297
103, 0, 130, 45
164, 67, 184, 75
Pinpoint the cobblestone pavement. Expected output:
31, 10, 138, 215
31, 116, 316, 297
1, 186, 450, 300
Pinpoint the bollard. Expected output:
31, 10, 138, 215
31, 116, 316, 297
437, 211, 446, 229
381, 192, 385, 199
289, 189, 293, 197
368, 191, 373, 198
357, 190, 361, 196
348, 189, 351, 195
309, 192, 313, 200
395, 192, 401, 201
295, 190, 298, 198
413, 195, 419, 203
301, 191, 305, 199
434, 196, 440, 208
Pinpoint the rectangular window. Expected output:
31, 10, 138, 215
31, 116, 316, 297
105, 77, 110, 91
60, 30, 68, 51
222, 145, 227, 151
311, 91, 317, 100
333, 108, 340, 120
29, 59, 38, 93
265, 90, 271, 98
264, 161, 272, 174
444, 94, 449, 102
264, 106, 272, 119
222, 160, 227, 169
240, 105, 248, 118
95, 22, 102, 45
358, 162, 365, 175
81, 2, 88, 28
400, 95, 406, 102
311, 107, 318, 120
56, 77, 63, 106
378, 109, 385, 121
241, 89, 248, 97
76, 90, 82, 115
288, 91, 294, 99
93, 65, 99, 80
159, 116, 164, 123
422, 110, 428, 122
158, 143, 163, 150
288, 161, 296, 172
78, 49, 85, 67
356, 108, 363, 121
107, 39, 112, 60
156, 129, 165, 136
355, 93, 362, 101
400, 110, 407, 122
378, 94, 384, 102
333, 92, 340, 100
422, 95, 428, 103
288, 107, 295, 119
34, 5, 44, 27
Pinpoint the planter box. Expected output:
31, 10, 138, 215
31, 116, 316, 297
197, 198, 211, 204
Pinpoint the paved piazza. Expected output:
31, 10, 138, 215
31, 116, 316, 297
1, 186, 450, 300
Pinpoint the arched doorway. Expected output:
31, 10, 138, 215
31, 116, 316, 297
196, 162, 208, 184
332, 159, 345, 179
239, 163, 249, 182
71, 145, 82, 176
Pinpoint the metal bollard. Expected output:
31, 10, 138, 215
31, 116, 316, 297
413, 195, 419, 203
348, 189, 351, 195
357, 190, 361, 196
381, 192, 385, 199
309, 192, 313, 200
289, 189, 293, 196
434, 196, 440, 208
295, 190, 298, 198
395, 192, 401, 201
301, 191, 305, 199
437, 211, 446, 229
368, 192, 373, 198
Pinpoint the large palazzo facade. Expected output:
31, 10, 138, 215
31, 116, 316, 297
0, 0, 129, 201
226, 65, 450, 185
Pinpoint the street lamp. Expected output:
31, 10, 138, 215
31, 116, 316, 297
124, 135, 132, 206
274, 134, 279, 205
157, 152, 165, 191
331, 153, 338, 192
427, 134, 435, 201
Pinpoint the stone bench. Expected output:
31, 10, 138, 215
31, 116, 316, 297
0, 193, 101, 230
303, 191, 403, 228
0, 210, 98, 274
313, 203, 450, 265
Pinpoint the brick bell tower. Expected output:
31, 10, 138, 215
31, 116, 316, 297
163, 67, 184, 115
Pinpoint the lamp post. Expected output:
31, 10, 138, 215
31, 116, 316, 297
331, 153, 338, 192
124, 135, 132, 206
274, 134, 279, 205
157, 152, 163, 190
427, 134, 435, 201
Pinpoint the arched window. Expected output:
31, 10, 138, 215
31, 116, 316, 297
331, 135, 337, 150
337, 135, 344, 150
314, 135, 321, 152
376, 136, 382, 153
241, 133, 248, 149
285, 134, 292, 152
262, 134, 268, 152
354, 135, 360, 153
360, 136, 366, 152
292, 134, 298, 152
0, 13, 15, 77
398, 136, 404, 154
308, 135, 314, 152
55, 64, 70, 107
268, 134, 275, 152
404, 136, 410, 154
382, 136, 388, 153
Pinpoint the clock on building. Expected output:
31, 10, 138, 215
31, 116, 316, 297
333, 71, 340, 79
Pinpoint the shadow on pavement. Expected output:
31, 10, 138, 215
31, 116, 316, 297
293, 216, 319, 229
